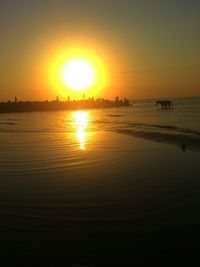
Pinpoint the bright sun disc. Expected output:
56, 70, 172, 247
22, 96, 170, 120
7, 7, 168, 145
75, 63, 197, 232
62, 60, 95, 90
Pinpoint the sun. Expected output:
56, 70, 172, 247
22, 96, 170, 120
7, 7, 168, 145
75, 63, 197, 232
48, 48, 107, 98
61, 60, 95, 90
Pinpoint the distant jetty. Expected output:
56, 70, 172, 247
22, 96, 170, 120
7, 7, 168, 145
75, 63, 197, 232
0, 96, 130, 113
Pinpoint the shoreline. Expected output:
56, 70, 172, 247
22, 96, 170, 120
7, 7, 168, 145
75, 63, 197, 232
116, 129, 200, 152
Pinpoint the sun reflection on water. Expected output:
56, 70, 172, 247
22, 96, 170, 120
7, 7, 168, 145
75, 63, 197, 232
72, 110, 90, 150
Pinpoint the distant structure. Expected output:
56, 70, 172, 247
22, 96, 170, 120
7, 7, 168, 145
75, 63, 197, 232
0, 96, 130, 113
115, 96, 129, 107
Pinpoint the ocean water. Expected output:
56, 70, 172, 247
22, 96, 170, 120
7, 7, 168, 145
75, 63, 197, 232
0, 96, 200, 264
1, 96, 200, 136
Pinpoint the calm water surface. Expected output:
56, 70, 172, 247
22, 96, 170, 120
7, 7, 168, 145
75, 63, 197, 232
0, 96, 200, 264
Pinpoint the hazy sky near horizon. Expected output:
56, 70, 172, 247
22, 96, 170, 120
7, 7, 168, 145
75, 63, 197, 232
0, 0, 200, 100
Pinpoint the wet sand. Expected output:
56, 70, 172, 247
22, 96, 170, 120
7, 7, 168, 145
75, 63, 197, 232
1, 131, 200, 265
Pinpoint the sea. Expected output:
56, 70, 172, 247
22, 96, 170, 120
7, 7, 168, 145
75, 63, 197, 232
0, 96, 200, 265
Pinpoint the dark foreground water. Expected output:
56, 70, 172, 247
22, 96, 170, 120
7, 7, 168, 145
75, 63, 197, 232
0, 96, 200, 265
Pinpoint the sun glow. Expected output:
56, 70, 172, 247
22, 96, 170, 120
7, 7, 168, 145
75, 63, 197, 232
73, 110, 89, 125
73, 110, 90, 150
49, 48, 107, 98
62, 60, 95, 90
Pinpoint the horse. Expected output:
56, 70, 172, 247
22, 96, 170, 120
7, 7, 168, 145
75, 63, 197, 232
156, 100, 173, 109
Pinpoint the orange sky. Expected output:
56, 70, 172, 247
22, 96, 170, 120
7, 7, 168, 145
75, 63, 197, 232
0, 0, 200, 101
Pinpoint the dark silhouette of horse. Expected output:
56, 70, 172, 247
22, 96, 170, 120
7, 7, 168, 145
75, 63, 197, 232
156, 100, 173, 109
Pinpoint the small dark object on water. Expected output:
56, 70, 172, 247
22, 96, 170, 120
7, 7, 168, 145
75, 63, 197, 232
156, 99, 173, 109
181, 143, 186, 152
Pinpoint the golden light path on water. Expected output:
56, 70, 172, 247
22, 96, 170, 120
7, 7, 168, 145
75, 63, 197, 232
72, 110, 90, 150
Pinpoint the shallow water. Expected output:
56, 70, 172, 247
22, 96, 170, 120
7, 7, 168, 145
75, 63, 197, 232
0, 129, 199, 231
0, 97, 200, 264
1, 96, 200, 145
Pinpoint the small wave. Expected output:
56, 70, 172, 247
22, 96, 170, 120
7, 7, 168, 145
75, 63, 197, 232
1, 210, 138, 232
0, 129, 62, 133
126, 123, 200, 137
6, 118, 22, 121
0, 122, 17, 125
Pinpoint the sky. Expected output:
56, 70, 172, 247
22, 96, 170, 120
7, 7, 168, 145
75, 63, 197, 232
0, 0, 200, 100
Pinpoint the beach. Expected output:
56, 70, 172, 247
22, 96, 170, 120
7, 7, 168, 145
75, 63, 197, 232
0, 97, 200, 265
1, 0, 200, 264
